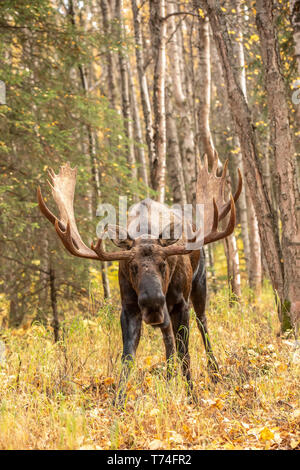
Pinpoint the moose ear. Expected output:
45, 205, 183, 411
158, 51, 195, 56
158, 237, 180, 247
107, 224, 134, 250
158, 223, 182, 247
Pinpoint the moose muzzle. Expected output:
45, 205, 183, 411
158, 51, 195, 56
138, 275, 166, 325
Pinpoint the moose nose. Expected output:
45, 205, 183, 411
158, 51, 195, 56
138, 292, 165, 311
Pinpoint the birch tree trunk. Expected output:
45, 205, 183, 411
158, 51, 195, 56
166, 0, 186, 106
131, 0, 156, 171
116, 0, 137, 180
232, 0, 261, 292
100, 0, 118, 109
195, 15, 215, 168
246, 185, 262, 295
256, 0, 300, 330
194, 8, 241, 298
199, 0, 285, 327
127, 60, 149, 187
166, 2, 196, 203
166, 82, 187, 205
150, 0, 167, 203
68, 0, 110, 299
224, 233, 241, 303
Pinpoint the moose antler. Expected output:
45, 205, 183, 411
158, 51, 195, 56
37, 162, 132, 261
196, 150, 242, 233
38, 157, 241, 261
163, 151, 241, 256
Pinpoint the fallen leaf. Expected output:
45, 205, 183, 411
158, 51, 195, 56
149, 439, 164, 450
259, 427, 274, 442
290, 438, 300, 450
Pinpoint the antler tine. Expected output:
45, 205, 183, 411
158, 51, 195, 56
204, 194, 236, 245
37, 186, 60, 227
211, 198, 219, 233
48, 168, 56, 180
212, 150, 219, 175
54, 219, 87, 257
91, 238, 132, 261
204, 154, 209, 172
196, 154, 202, 171
218, 167, 242, 222
220, 159, 228, 198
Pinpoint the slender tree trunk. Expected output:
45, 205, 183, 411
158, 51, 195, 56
166, 0, 186, 105
224, 234, 241, 303
127, 60, 149, 187
199, 0, 286, 329
256, 0, 300, 330
195, 14, 215, 168
223, 172, 242, 301
231, 0, 261, 292
206, 245, 217, 294
194, 8, 241, 297
131, 0, 156, 171
167, 3, 196, 203
100, 0, 118, 108
49, 262, 59, 343
150, 0, 167, 203
246, 185, 262, 295
68, 0, 110, 299
116, 0, 137, 180
166, 82, 187, 205
39, 237, 49, 307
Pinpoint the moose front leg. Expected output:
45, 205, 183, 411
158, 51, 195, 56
191, 263, 219, 382
115, 304, 142, 407
160, 308, 176, 380
170, 300, 193, 392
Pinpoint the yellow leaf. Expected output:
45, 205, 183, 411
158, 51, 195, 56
259, 427, 274, 442
145, 356, 153, 366
290, 438, 300, 450
103, 377, 114, 386
277, 363, 288, 373
198, 8, 205, 18
144, 376, 152, 386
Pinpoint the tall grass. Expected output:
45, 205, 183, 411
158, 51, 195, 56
0, 280, 299, 449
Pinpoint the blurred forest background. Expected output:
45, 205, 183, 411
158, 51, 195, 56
0, 0, 299, 451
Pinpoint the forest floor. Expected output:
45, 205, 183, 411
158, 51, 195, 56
0, 284, 299, 450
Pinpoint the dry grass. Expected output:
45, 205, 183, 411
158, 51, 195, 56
0, 283, 299, 450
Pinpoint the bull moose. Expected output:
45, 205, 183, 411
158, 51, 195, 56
37, 152, 242, 403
